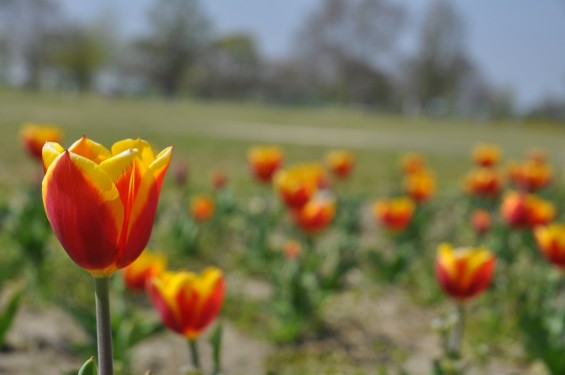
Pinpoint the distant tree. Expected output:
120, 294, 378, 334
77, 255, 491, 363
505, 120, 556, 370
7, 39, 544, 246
292, 0, 406, 107
134, 0, 212, 97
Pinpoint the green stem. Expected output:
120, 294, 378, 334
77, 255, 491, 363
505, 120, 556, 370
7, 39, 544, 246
188, 339, 201, 370
94, 276, 114, 375
448, 302, 465, 358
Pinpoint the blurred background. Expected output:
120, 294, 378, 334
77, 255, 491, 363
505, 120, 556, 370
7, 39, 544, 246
1, 0, 564, 120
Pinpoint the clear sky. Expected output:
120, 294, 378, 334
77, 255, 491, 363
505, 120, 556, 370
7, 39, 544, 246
58, 0, 565, 109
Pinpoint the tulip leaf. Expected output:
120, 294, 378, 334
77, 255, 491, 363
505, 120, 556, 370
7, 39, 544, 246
78, 357, 97, 375
0, 288, 23, 347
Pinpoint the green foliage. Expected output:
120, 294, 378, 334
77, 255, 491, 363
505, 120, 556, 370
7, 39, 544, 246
0, 287, 23, 348
77, 357, 97, 375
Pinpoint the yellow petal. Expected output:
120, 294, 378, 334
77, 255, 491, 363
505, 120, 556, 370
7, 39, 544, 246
99, 148, 139, 184
112, 139, 155, 167
69, 136, 112, 164
42, 142, 65, 171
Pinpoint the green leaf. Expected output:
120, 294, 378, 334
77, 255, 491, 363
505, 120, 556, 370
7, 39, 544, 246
77, 357, 97, 375
0, 288, 24, 347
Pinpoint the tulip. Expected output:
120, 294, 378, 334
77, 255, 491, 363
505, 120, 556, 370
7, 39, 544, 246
190, 194, 215, 222
172, 160, 189, 187
403, 170, 435, 202
534, 224, 565, 268
507, 159, 552, 191
248, 145, 284, 183
274, 162, 328, 209
211, 169, 227, 190
463, 168, 502, 198
399, 152, 426, 175
500, 191, 555, 228
147, 267, 225, 339
435, 243, 496, 301
42, 136, 173, 276
20, 123, 63, 161
326, 150, 355, 179
471, 209, 491, 236
472, 144, 502, 168
122, 250, 167, 292
291, 192, 336, 234
283, 240, 302, 259
373, 197, 415, 232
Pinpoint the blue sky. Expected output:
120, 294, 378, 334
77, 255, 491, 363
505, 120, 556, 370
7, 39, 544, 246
59, 0, 565, 109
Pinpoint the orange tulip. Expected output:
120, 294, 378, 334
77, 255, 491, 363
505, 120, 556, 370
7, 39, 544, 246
535, 224, 565, 268
326, 150, 355, 179
190, 194, 215, 222
471, 209, 491, 236
399, 152, 426, 175
373, 197, 415, 232
147, 267, 224, 339
403, 170, 435, 202
42, 137, 172, 276
472, 144, 502, 168
122, 250, 167, 292
20, 123, 63, 161
500, 191, 555, 228
435, 243, 496, 301
507, 159, 552, 191
283, 240, 302, 259
274, 163, 328, 209
248, 145, 284, 183
463, 168, 502, 197
291, 192, 336, 234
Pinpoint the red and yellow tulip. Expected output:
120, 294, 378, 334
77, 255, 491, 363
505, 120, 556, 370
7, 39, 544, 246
472, 144, 502, 168
435, 243, 496, 301
274, 162, 328, 209
190, 194, 215, 222
463, 168, 502, 198
248, 145, 284, 184
20, 123, 63, 161
373, 197, 415, 232
42, 136, 172, 276
507, 159, 552, 191
122, 249, 167, 292
403, 170, 435, 202
471, 209, 491, 236
500, 191, 555, 228
291, 192, 336, 234
399, 152, 426, 175
283, 240, 301, 260
147, 267, 224, 339
534, 224, 565, 268
326, 150, 355, 179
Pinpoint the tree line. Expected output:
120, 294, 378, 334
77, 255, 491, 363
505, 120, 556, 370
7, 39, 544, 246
0, 0, 560, 120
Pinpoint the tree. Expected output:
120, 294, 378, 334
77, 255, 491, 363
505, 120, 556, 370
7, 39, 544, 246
134, 0, 212, 97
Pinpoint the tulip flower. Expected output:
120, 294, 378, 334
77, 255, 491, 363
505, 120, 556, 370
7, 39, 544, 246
248, 145, 284, 183
283, 240, 302, 259
435, 243, 496, 301
147, 267, 224, 339
471, 209, 491, 236
500, 191, 555, 228
172, 160, 189, 187
292, 192, 336, 234
42, 136, 173, 276
534, 224, 565, 268
399, 152, 426, 175
463, 168, 502, 198
326, 150, 355, 179
274, 162, 328, 209
211, 169, 227, 190
507, 159, 552, 191
122, 250, 167, 292
403, 170, 435, 202
373, 197, 415, 232
20, 123, 63, 161
472, 144, 502, 168
190, 194, 215, 222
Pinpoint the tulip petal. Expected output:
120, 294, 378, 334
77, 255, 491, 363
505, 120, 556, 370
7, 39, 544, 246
42, 151, 124, 274
147, 275, 183, 334
112, 139, 155, 167
150, 146, 173, 191
42, 142, 65, 171
69, 136, 112, 164
99, 149, 139, 184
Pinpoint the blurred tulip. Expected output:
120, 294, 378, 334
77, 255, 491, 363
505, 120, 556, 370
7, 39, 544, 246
326, 150, 355, 179
283, 240, 302, 259
42, 137, 172, 276
399, 152, 426, 175
472, 144, 502, 168
274, 162, 328, 209
20, 123, 63, 161
435, 243, 496, 301
172, 160, 189, 187
211, 169, 227, 190
534, 224, 565, 268
292, 192, 336, 234
500, 191, 555, 228
403, 170, 435, 202
471, 209, 491, 236
507, 159, 552, 191
147, 267, 224, 339
190, 194, 215, 222
373, 196, 415, 232
463, 168, 502, 197
122, 250, 167, 292
248, 145, 284, 183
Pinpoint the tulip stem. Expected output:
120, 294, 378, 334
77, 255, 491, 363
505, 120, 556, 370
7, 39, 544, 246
448, 302, 466, 357
189, 339, 201, 370
94, 276, 114, 375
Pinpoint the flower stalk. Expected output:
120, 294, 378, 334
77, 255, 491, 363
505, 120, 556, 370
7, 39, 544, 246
94, 276, 114, 375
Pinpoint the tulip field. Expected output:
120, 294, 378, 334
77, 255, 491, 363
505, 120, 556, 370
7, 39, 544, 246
3, 89, 565, 375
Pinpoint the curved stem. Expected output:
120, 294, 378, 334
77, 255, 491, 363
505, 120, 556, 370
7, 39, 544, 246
188, 339, 201, 370
94, 276, 114, 375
